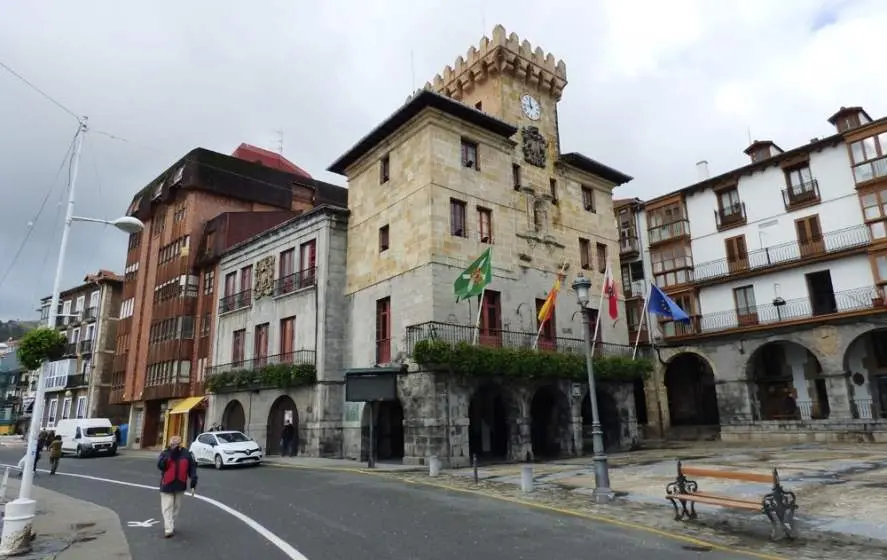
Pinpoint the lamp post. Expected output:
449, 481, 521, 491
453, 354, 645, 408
0, 118, 145, 554
572, 272, 615, 504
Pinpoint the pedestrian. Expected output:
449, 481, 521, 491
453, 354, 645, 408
281, 420, 294, 457
49, 434, 62, 475
19, 432, 45, 478
157, 435, 198, 538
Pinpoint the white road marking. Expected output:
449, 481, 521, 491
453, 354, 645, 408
127, 518, 159, 527
2, 463, 308, 560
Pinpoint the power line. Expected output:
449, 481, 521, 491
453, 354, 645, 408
0, 60, 80, 122
0, 127, 80, 291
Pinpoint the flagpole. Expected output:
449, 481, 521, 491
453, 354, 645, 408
473, 288, 485, 345
533, 260, 569, 350
631, 281, 650, 360
589, 261, 609, 356
532, 322, 545, 350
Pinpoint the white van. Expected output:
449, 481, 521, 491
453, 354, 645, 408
53, 418, 117, 458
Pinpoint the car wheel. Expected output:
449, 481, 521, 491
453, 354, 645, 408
76, 445, 85, 458
214, 454, 224, 470
109, 446, 117, 456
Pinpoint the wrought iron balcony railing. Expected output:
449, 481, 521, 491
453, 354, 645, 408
79, 339, 93, 354
404, 321, 649, 359
82, 306, 98, 321
715, 202, 746, 230
219, 289, 252, 314
273, 267, 317, 297
693, 224, 871, 283
782, 179, 820, 210
205, 349, 316, 377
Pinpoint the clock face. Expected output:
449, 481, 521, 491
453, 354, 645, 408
521, 94, 541, 121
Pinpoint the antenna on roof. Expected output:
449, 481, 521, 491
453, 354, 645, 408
275, 129, 284, 155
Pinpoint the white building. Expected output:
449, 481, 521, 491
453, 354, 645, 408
630, 105, 887, 443
206, 206, 349, 456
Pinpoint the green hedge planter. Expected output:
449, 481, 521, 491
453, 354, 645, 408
205, 362, 316, 393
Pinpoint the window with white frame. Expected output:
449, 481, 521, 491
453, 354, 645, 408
62, 300, 71, 325
120, 298, 134, 319
74, 295, 85, 313
85, 323, 95, 341
75, 396, 87, 418
81, 358, 91, 376
89, 290, 99, 309
47, 398, 59, 426
70, 328, 80, 343
61, 397, 72, 420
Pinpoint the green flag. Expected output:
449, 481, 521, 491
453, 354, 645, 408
454, 248, 492, 302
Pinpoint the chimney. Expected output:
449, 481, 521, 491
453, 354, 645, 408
696, 160, 710, 181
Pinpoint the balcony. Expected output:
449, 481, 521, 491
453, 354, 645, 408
647, 219, 690, 246
219, 290, 252, 314
404, 321, 645, 359
109, 387, 125, 404
82, 306, 98, 321
694, 225, 871, 285
663, 286, 884, 340
619, 235, 640, 258
205, 350, 316, 378
62, 342, 78, 357
273, 267, 317, 297
142, 382, 191, 401
714, 202, 747, 231
79, 339, 93, 354
853, 155, 887, 185
782, 180, 821, 210
65, 374, 89, 388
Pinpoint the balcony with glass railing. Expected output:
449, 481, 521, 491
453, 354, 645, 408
647, 219, 690, 246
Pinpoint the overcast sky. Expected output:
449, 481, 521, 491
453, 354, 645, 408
1, 0, 885, 319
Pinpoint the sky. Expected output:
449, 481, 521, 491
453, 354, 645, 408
1, 0, 885, 319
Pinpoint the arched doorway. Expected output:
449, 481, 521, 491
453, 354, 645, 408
266, 395, 298, 455
664, 353, 720, 426
221, 400, 246, 432
468, 384, 509, 461
747, 341, 827, 421
581, 389, 621, 452
530, 385, 571, 459
843, 328, 887, 420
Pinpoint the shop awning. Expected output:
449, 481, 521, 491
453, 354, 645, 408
168, 396, 206, 415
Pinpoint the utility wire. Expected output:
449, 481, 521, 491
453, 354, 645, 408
0, 60, 80, 122
0, 127, 80, 291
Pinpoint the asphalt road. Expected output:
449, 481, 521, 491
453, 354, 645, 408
0, 448, 756, 560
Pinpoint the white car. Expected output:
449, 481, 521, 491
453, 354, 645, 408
189, 431, 263, 470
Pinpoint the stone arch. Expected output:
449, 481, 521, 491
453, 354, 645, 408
221, 400, 246, 432
664, 352, 720, 427
843, 327, 887, 419
581, 388, 621, 452
266, 395, 298, 455
746, 340, 828, 421
468, 383, 509, 461
361, 400, 405, 462
529, 384, 572, 459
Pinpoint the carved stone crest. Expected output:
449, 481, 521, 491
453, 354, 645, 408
254, 255, 276, 299
522, 126, 548, 168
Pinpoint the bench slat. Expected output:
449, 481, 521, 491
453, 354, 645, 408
688, 491, 761, 505
681, 466, 773, 484
666, 493, 762, 511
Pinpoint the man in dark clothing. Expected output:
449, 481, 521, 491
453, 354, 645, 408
157, 435, 198, 538
281, 421, 295, 457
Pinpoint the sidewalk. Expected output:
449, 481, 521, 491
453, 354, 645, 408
1, 478, 130, 559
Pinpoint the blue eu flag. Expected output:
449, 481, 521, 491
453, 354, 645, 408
648, 284, 690, 322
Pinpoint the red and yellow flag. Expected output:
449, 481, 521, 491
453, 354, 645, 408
537, 275, 562, 324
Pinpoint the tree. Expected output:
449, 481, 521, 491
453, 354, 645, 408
17, 328, 67, 371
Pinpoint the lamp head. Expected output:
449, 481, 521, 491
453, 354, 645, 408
111, 216, 145, 234
572, 273, 591, 306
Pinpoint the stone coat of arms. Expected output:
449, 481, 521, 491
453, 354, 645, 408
254, 255, 276, 299
522, 126, 548, 168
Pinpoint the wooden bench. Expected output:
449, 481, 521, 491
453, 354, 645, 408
664, 460, 798, 540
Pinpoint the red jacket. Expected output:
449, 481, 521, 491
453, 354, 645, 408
157, 448, 198, 493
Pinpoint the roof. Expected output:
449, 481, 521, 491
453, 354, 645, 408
328, 89, 518, 175
221, 205, 349, 258
614, 197, 643, 210
828, 106, 873, 125
312, 179, 348, 207
558, 153, 633, 186
231, 143, 313, 178
41, 269, 123, 302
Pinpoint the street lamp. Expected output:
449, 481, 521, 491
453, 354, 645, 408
0, 118, 145, 554
572, 272, 615, 504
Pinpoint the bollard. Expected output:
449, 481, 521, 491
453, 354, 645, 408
428, 455, 440, 477
472, 453, 479, 485
520, 464, 534, 493
0, 467, 8, 500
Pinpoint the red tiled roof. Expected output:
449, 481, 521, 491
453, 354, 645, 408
231, 143, 312, 178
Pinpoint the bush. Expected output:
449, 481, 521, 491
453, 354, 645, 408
205, 363, 316, 393
17, 328, 67, 371
412, 339, 651, 382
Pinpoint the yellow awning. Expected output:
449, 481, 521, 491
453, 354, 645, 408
168, 396, 206, 415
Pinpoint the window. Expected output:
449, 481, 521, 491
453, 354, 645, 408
85, 323, 95, 341
596, 243, 608, 273
280, 316, 295, 358
874, 254, 887, 283
860, 188, 887, 239
647, 203, 688, 243
128, 232, 141, 252
786, 165, 813, 193
733, 285, 757, 325
477, 207, 493, 244
375, 297, 391, 364
47, 398, 58, 426
535, 298, 557, 350
173, 201, 186, 223
232, 329, 245, 365
461, 139, 479, 170
61, 397, 72, 420
75, 396, 87, 419
71, 328, 80, 343
75, 295, 85, 312
479, 291, 502, 346
450, 198, 467, 237
716, 187, 744, 227
200, 312, 211, 337
151, 208, 166, 235
579, 238, 592, 270
380, 154, 390, 184
581, 186, 595, 212
549, 178, 558, 203
240, 265, 253, 305
224, 272, 237, 297
725, 235, 748, 272
651, 245, 693, 287
203, 270, 215, 295
254, 323, 269, 367
512, 164, 521, 190
850, 133, 887, 183
280, 248, 295, 281
379, 225, 390, 252
795, 214, 824, 257
62, 300, 71, 325
300, 240, 316, 286
89, 290, 99, 309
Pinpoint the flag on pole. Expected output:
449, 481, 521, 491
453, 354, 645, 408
603, 262, 619, 320
537, 274, 563, 324
454, 248, 492, 302
648, 283, 690, 321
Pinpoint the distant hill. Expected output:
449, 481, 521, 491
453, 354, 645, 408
0, 320, 40, 342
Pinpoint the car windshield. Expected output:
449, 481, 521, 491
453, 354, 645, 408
215, 432, 250, 443
85, 427, 112, 437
